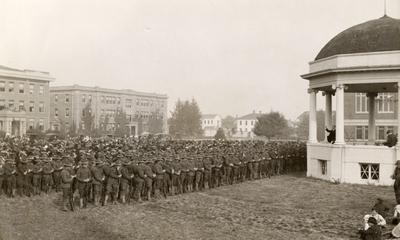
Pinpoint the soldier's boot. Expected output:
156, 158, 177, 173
204, 182, 208, 190
137, 192, 143, 203
195, 183, 199, 191
155, 189, 161, 199
104, 195, 109, 206
112, 194, 119, 205
147, 191, 151, 201
62, 198, 69, 212
12, 189, 16, 198
170, 186, 174, 196
80, 198, 84, 208
121, 194, 126, 204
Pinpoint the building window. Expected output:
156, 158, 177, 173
82, 94, 86, 103
126, 99, 132, 108
377, 126, 385, 140
89, 95, 92, 103
19, 101, 24, 110
82, 109, 86, 117
101, 109, 104, 116
55, 108, 58, 117
39, 119, 44, 130
245, 121, 247, 125
161, 112, 164, 119
82, 122, 85, 130
65, 122, 69, 131
137, 99, 140, 106
251, 121, 254, 125
377, 93, 394, 113
30, 84, 34, 94
356, 93, 368, 113
356, 126, 368, 140
9, 82, 14, 93
65, 108, 69, 117
0, 81, 5, 92
54, 94, 58, 103
29, 101, 34, 112
19, 83, 24, 94
319, 160, 327, 175
360, 164, 379, 180
161, 101, 164, 108
39, 85, 44, 95
29, 119, 34, 130
39, 102, 44, 112
101, 96, 104, 103
150, 100, 153, 107
8, 100, 14, 109
0, 99, 5, 108
117, 97, 120, 105
65, 94, 70, 103
88, 109, 92, 115
240, 121, 242, 125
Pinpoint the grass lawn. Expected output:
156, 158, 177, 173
0, 173, 396, 240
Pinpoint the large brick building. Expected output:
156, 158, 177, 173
49, 85, 168, 136
344, 92, 397, 142
0, 65, 54, 137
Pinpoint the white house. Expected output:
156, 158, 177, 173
234, 111, 262, 138
202, 114, 222, 137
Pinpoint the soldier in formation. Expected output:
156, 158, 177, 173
0, 137, 307, 211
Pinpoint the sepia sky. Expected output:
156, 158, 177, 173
1, 0, 399, 120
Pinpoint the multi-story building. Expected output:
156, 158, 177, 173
49, 85, 168, 136
0, 65, 54, 137
234, 111, 262, 138
201, 114, 222, 137
344, 92, 397, 142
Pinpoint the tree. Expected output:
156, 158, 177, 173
169, 98, 203, 137
114, 107, 128, 137
148, 109, 164, 134
78, 103, 95, 136
295, 110, 334, 141
214, 128, 226, 140
253, 110, 289, 140
222, 115, 236, 129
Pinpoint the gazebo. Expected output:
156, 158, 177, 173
301, 15, 400, 185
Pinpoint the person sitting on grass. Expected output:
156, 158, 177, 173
358, 217, 382, 240
363, 208, 386, 230
373, 198, 390, 218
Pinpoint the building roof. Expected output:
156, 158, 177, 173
50, 84, 168, 98
202, 114, 220, 119
315, 15, 400, 60
0, 65, 55, 82
237, 112, 261, 120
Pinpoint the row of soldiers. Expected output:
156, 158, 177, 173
0, 137, 307, 211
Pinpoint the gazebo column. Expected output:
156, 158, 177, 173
397, 83, 400, 147
366, 92, 377, 145
323, 91, 333, 142
334, 84, 346, 144
308, 88, 318, 143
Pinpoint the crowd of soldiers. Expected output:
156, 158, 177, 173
0, 136, 307, 212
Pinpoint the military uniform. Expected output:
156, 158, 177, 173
91, 161, 104, 206
76, 161, 92, 208
60, 162, 74, 211
120, 159, 133, 203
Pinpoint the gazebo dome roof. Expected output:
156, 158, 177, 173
315, 15, 400, 61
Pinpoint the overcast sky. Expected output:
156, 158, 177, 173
1, 0, 399, 120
